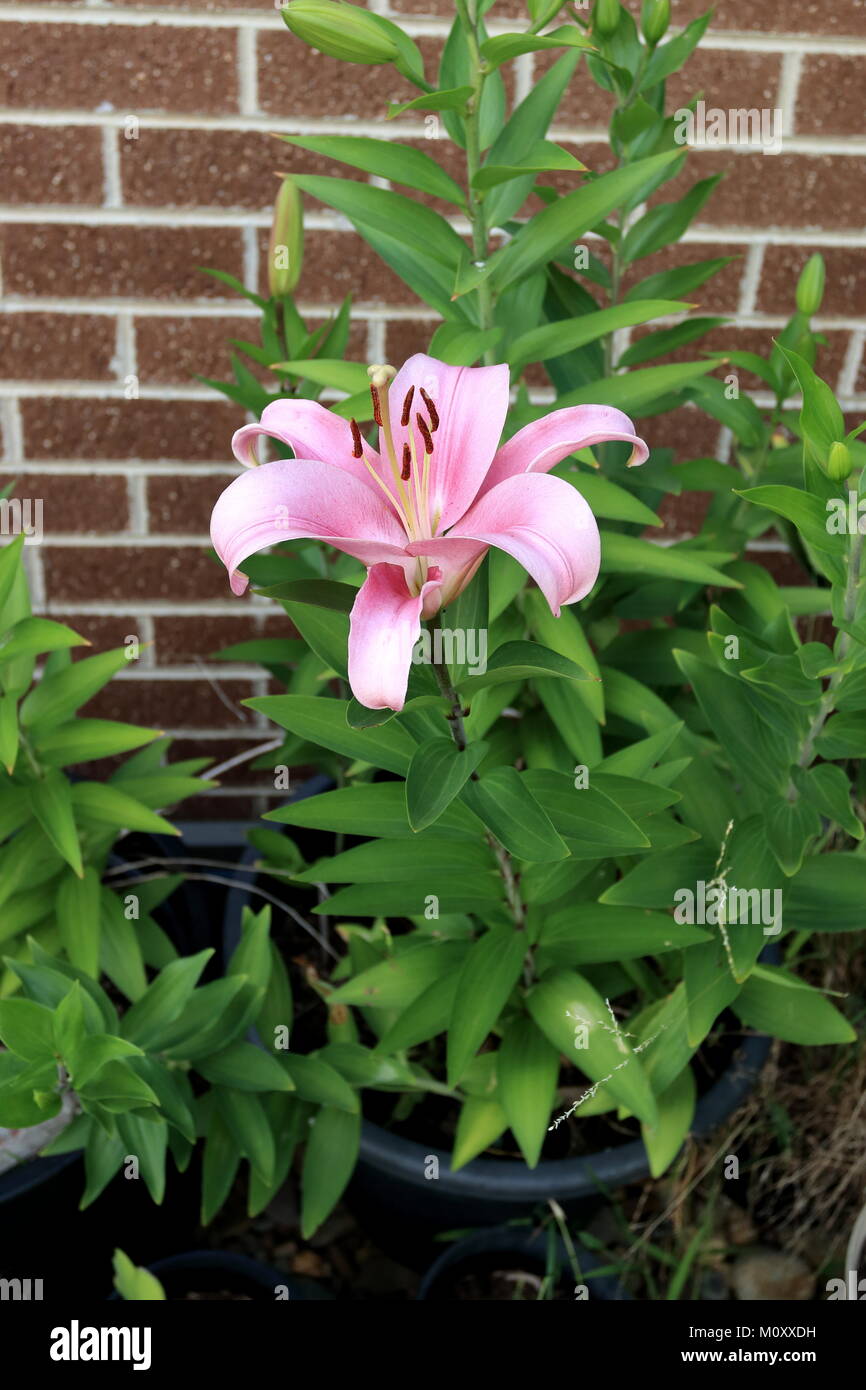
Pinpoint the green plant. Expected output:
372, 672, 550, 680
0, 535, 211, 1000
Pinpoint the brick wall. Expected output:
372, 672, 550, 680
1, 0, 864, 815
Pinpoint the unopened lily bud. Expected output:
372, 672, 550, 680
826, 441, 853, 482
770, 430, 788, 450
268, 178, 303, 297
641, 0, 670, 44
796, 253, 825, 317
593, 0, 621, 37
282, 0, 398, 65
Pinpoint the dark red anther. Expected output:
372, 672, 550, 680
400, 385, 415, 427
419, 387, 439, 432
369, 383, 383, 428
416, 413, 434, 455
401, 443, 411, 481
349, 418, 364, 459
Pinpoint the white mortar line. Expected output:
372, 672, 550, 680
101, 125, 122, 208
126, 474, 149, 537
838, 328, 866, 397
737, 244, 765, 316
777, 51, 803, 138
237, 23, 259, 118
0, 398, 23, 464
137, 612, 156, 669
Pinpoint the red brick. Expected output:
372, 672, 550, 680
147, 473, 227, 534
672, 0, 866, 35
0, 472, 128, 533
635, 403, 723, 465
82, 676, 261, 729
666, 49, 782, 119
120, 127, 368, 211
0, 22, 239, 114
20, 399, 243, 462
797, 56, 866, 136
745, 548, 812, 585
655, 489, 713, 538
0, 314, 116, 381
134, 313, 368, 386
1, 225, 245, 301
153, 615, 265, 664
259, 227, 419, 306
0, 126, 104, 204
385, 317, 437, 365
258, 32, 443, 119
43, 545, 231, 602
758, 245, 866, 318
621, 242, 747, 314
627, 323, 851, 393
44, 614, 141, 652
660, 150, 866, 231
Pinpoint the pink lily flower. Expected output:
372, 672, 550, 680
210, 354, 648, 711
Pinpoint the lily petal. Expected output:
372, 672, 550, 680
479, 404, 648, 497
415, 472, 601, 615
211, 458, 410, 596
348, 563, 442, 712
232, 398, 383, 494
387, 354, 510, 532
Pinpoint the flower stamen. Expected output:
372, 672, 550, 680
419, 387, 439, 432
400, 386, 415, 427
349, 418, 364, 459
401, 442, 411, 481
417, 413, 434, 455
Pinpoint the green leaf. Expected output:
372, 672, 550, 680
474, 140, 586, 190
83, 1061, 160, 1113
196, 1041, 295, 1093
55, 868, 101, 977
36, 720, 162, 767
639, 9, 712, 88
765, 798, 821, 876
733, 965, 855, 1045
266, 779, 475, 840
387, 86, 474, 119
522, 769, 651, 852
405, 736, 488, 831
480, 26, 593, 67
460, 639, 592, 692
509, 299, 690, 376
245, 695, 415, 774
618, 316, 726, 369
373, 969, 462, 1054
70, 782, 180, 837
116, 1112, 167, 1203
537, 904, 709, 967
329, 942, 468, 1009
497, 1015, 559, 1167
120, 950, 214, 1048
27, 772, 82, 877
216, 1088, 274, 1185
201, 1108, 241, 1225
776, 343, 845, 463
471, 151, 683, 296
20, 647, 130, 731
527, 969, 657, 1126
113, 1250, 165, 1302
301, 1105, 360, 1238
99, 889, 149, 1003
0, 998, 56, 1060
642, 1065, 696, 1179
555, 358, 720, 413
256, 578, 357, 612
786, 854, 866, 932
463, 766, 569, 863
795, 763, 863, 840
299, 835, 492, 884
289, 176, 467, 275
316, 880, 499, 917
451, 1094, 508, 1170
601, 533, 737, 587
0, 617, 87, 664
277, 134, 466, 206
446, 926, 527, 1086
281, 1053, 357, 1112
623, 257, 735, 305
620, 177, 721, 264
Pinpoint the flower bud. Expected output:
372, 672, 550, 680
282, 0, 398, 65
268, 178, 304, 297
795, 253, 825, 317
593, 0, 621, 37
826, 441, 853, 482
641, 0, 670, 44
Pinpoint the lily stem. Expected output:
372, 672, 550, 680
456, 0, 496, 363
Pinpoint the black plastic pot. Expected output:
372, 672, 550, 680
417, 1224, 631, 1301
109, 1250, 334, 1301
350, 1030, 772, 1265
